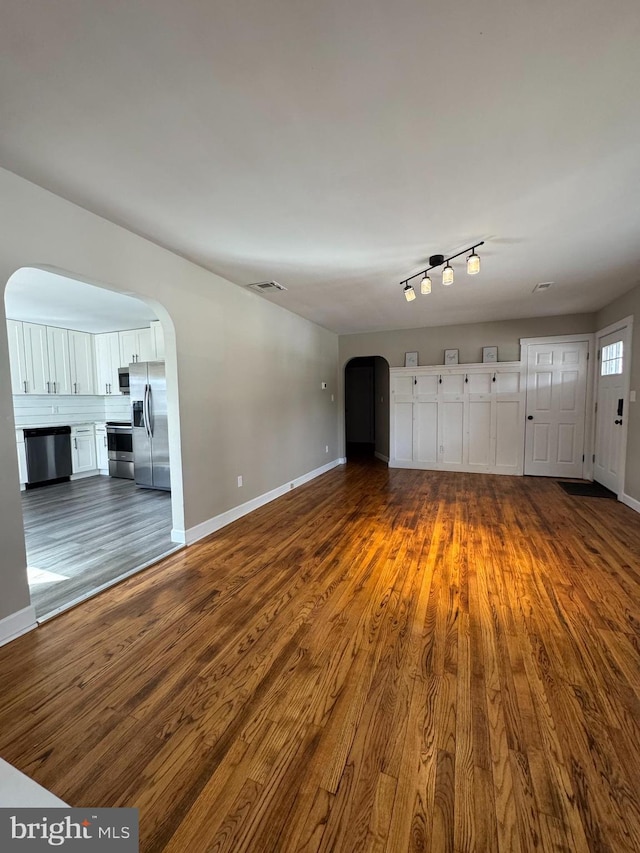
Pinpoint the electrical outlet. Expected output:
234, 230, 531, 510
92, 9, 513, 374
325, 445, 329, 453
631, 390, 637, 403
237, 475, 243, 487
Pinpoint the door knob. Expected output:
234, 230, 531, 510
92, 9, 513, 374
615, 419, 622, 425
527, 415, 533, 420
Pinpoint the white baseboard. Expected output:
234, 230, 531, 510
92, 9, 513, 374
171, 528, 186, 544
0, 605, 37, 648
621, 492, 640, 514
184, 458, 345, 545
374, 451, 389, 463
70, 470, 100, 481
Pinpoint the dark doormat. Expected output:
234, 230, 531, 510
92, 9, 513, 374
557, 480, 617, 499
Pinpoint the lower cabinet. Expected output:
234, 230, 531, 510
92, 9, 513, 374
94, 424, 108, 473
16, 430, 27, 487
390, 364, 525, 475
71, 424, 97, 474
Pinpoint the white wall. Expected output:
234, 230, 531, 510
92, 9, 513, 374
337, 314, 596, 457
0, 168, 339, 634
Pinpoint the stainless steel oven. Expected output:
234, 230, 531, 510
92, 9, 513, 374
106, 422, 134, 479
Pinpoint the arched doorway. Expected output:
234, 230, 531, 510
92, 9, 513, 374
344, 356, 390, 462
4, 266, 183, 620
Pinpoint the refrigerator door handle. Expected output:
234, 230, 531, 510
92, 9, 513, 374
143, 384, 149, 438
145, 383, 153, 438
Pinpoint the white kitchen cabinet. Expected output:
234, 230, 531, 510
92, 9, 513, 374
46, 326, 72, 395
94, 423, 108, 473
150, 320, 165, 360
119, 327, 154, 366
15, 430, 27, 487
68, 330, 95, 394
390, 363, 525, 475
22, 322, 50, 394
94, 332, 122, 395
7, 320, 94, 395
71, 424, 97, 474
7, 320, 28, 394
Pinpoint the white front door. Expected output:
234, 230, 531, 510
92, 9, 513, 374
593, 325, 631, 493
524, 341, 589, 477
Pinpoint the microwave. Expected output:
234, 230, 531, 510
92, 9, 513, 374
118, 367, 130, 395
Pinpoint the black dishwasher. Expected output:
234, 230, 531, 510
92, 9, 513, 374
24, 426, 72, 487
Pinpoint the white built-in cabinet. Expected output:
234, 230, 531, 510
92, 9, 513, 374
94, 332, 122, 395
94, 423, 108, 473
150, 320, 165, 360
8, 321, 95, 395
390, 363, 525, 475
15, 430, 27, 487
71, 424, 97, 474
7, 320, 28, 394
8, 320, 163, 397
68, 330, 95, 395
119, 327, 154, 366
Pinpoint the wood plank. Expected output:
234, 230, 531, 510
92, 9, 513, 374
0, 463, 639, 851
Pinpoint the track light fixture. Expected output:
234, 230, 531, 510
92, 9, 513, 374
400, 241, 484, 300
403, 282, 416, 302
467, 248, 480, 275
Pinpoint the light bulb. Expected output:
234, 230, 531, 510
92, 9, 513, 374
404, 283, 416, 302
442, 263, 454, 286
467, 251, 480, 275
420, 274, 432, 295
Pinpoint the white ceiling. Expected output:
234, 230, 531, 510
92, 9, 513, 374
1, 0, 639, 335
5, 268, 157, 333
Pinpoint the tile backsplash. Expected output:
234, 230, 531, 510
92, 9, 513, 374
13, 394, 131, 427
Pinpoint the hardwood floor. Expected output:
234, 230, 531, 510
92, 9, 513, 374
1, 461, 640, 852
22, 475, 177, 619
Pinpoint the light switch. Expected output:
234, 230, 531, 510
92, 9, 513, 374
631, 390, 637, 403
321, 382, 327, 389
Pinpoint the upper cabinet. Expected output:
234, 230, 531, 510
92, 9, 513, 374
7, 320, 28, 394
8, 320, 163, 396
119, 327, 154, 366
94, 332, 121, 395
46, 325, 73, 395
8, 321, 96, 395
68, 330, 95, 395
150, 320, 165, 360
21, 322, 72, 395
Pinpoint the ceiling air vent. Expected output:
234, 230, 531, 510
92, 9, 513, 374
246, 280, 287, 293
532, 281, 554, 293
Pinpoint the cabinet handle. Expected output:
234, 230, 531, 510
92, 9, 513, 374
439, 375, 442, 384
104, 436, 107, 446
47, 381, 51, 393
74, 382, 77, 394
414, 377, 417, 385
465, 374, 468, 383
23, 380, 27, 393
493, 373, 496, 382
74, 437, 78, 449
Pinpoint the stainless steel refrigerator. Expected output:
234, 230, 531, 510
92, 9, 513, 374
130, 361, 171, 490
